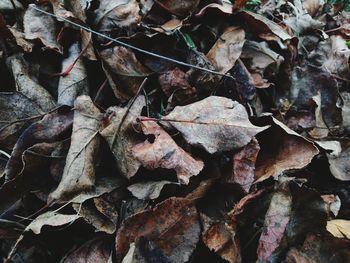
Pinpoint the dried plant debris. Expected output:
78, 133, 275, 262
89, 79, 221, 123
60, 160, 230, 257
1, 1, 350, 262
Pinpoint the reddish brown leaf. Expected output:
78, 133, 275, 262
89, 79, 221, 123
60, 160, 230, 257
115, 197, 200, 263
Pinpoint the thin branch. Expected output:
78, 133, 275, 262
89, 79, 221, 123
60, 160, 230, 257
31, 5, 234, 80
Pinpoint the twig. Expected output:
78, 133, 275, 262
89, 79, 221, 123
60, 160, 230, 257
111, 78, 148, 148
31, 5, 234, 80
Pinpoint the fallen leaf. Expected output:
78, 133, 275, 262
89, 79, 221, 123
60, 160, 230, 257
5, 111, 73, 181
115, 197, 200, 263
26, 211, 79, 235
58, 42, 89, 106
8, 54, 56, 111
0, 92, 43, 146
100, 96, 145, 179
322, 194, 341, 218
132, 121, 204, 184
49, 96, 102, 202
206, 26, 245, 74
285, 232, 350, 263
24, 4, 61, 51
63, 237, 112, 263
163, 96, 269, 154
224, 138, 260, 193
257, 178, 292, 261
100, 46, 151, 102
254, 116, 319, 182
94, 0, 141, 32
327, 140, 350, 181
127, 181, 176, 200
155, 0, 200, 17
326, 219, 350, 239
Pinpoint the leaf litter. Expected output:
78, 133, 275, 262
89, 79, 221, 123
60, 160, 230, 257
0, 0, 350, 262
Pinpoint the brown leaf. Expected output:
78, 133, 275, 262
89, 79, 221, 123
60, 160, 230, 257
64, 237, 112, 263
255, 116, 319, 182
156, 0, 200, 17
8, 54, 56, 111
0, 92, 43, 146
100, 46, 151, 102
285, 233, 350, 263
24, 4, 61, 52
127, 181, 176, 200
58, 42, 89, 106
163, 96, 269, 154
94, 0, 141, 32
224, 138, 260, 193
5, 111, 73, 181
100, 96, 145, 179
132, 121, 204, 184
202, 221, 241, 263
115, 197, 200, 263
49, 96, 102, 202
206, 27, 245, 75
257, 179, 292, 260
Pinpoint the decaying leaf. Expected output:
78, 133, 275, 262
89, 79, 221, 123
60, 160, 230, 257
127, 181, 176, 200
115, 197, 200, 263
163, 96, 268, 154
94, 0, 141, 32
0, 92, 43, 145
26, 211, 79, 235
49, 96, 102, 202
8, 55, 56, 111
327, 140, 350, 181
58, 42, 89, 106
224, 138, 260, 192
255, 116, 319, 182
206, 27, 245, 74
132, 121, 204, 184
100, 96, 145, 179
100, 46, 151, 102
156, 0, 200, 17
63, 237, 112, 263
24, 4, 61, 51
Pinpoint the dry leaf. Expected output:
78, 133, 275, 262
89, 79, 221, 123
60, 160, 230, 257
58, 42, 89, 106
100, 46, 151, 102
255, 116, 319, 182
26, 211, 79, 234
257, 179, 292, 260
156, 0, 200, 17
207, 27, 245, 74
100, 96, 145, 179
8, 55, 56, 111
225, 138, 260, 192
94, 0, 141, 32
327, 140, 350, 181
63, 237, 112, 263
49, 96, 101, 202
115, 197, 200, 263
0, 92, 43, 145
24, 4, 61, 51
132, 121, 204, 184
127, 181, 176, 200
163, 96, 268, 154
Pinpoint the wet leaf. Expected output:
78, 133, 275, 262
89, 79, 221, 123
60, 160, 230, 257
115, 197, 200, 263
163, 96, 269, 154
132, 121, 204, 184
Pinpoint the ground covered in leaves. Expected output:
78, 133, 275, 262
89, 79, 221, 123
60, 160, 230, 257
1, 0, 350, 262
